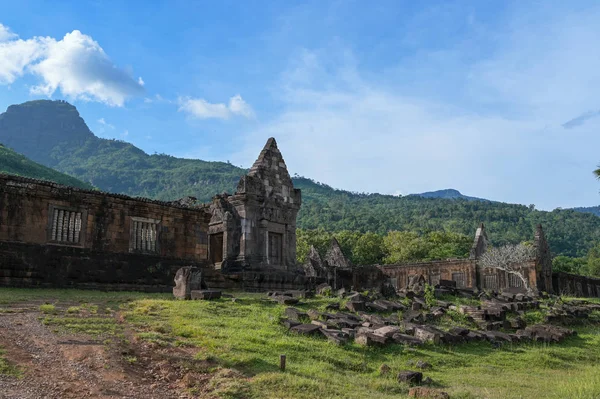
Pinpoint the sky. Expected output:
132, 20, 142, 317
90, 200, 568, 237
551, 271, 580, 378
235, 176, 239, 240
0, 0, 599, 210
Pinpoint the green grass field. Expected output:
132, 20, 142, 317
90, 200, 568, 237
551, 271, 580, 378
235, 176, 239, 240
1, 288, 599, 398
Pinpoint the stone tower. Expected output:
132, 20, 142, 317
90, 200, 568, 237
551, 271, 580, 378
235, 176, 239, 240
208, 138, 301, 272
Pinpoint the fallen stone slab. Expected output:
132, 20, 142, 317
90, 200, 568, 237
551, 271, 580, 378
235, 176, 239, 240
290, 324, 321, 336
346, 300, 366, 312
449, 327, 470, 336
524, 324, 574, 343
280, 318, 301, 330
320, 328, 349, 345
392, 333, 424, 346
356, 332, 391, 346
414, 326, 442, 345
307, 309, 322, 320
397, 370, 423, 386
284, 307, 308, 321
190, 290, 222, 300
367, 302, 388, 312
374, 326, 401, 338
375, 299, 406, 311
271, 295, 300, 305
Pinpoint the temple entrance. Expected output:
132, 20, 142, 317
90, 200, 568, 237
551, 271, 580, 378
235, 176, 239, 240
210, 233, 224, 266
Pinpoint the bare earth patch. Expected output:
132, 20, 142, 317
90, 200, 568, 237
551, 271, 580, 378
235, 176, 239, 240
0, 305, 188, 399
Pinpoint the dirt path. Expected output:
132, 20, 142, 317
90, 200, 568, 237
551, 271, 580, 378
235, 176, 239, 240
0, 307, 184, 399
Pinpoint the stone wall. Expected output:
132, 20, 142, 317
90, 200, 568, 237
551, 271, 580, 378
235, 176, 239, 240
0, 174, 213, 291
379, 259, 477, 290
553, 272, 600, 298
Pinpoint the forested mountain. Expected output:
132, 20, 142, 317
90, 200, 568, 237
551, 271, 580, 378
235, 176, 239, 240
0, 100, 244, 201
1, 99, 600, 258
409, 188, 488, 202
0, 143, 93, 189
572, 206, 600, 217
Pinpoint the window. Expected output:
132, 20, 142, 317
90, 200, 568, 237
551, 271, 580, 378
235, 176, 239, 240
508, 273, 523, 288
268, 232, 283, 265
452, 272, 466, 288
130, 217, 159, 253
484, 275, 498, 290
49, 207, 83, 244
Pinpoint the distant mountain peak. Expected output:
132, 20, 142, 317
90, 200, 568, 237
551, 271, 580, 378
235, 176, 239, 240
409, 188, 489, 202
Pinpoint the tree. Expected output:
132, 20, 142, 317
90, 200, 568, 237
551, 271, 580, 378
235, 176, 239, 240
586, 243, 600, 277
595, 166, 600, 179
552, 255, 587, 274
353, 232, 385, 265
478, 244, 537, 292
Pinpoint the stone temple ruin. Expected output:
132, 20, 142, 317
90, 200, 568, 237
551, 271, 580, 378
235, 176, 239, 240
0, 137, 598, 297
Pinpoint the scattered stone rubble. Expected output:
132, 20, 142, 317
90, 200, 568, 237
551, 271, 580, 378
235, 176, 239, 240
279, 284, 599, 350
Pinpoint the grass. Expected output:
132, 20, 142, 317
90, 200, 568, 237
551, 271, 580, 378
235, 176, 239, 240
121, 294, 600, 399
1, 288, 600, 398
0, 347, 21, 377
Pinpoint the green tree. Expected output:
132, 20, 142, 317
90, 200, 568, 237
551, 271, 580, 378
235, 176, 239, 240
352, 232, 385, 265
552, 255, 587, 274
586, 243, 600, 277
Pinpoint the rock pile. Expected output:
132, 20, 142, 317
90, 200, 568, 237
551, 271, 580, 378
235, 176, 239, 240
280, 289, 589, 348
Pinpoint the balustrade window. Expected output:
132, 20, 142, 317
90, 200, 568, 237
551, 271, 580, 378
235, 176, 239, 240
50, 208, 83, 244
452, 272, 466, 288
130, 217, 160, 253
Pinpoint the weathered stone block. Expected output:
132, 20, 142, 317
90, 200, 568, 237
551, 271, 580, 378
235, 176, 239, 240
173, 266, 206, 300
290, 324, 321, 336
284, 307, 307, 321
397, 370, 423, 386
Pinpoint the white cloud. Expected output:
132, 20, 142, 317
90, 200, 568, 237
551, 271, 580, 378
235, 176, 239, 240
228, 94, 255, 118
0, 24, 144, 106
122, 129, 129, 138
97, 117, 114, 129
0, 24, 17, 42
178, 94, 254, 120
233, 9, 600, 212
138, 77, 144, 86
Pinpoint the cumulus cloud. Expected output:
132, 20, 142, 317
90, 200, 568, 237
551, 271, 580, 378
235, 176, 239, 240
0, 24, 144, 106
178, 94, 254, 119
0, 24, 17, 42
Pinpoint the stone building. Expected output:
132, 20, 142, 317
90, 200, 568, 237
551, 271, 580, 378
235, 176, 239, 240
207, 138, 301, 273
0, 138, 314, 292
0, 173, 212, 291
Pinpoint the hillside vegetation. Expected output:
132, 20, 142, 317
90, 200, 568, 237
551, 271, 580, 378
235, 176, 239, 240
0, 144, 94, 189
1, 100, 600, 258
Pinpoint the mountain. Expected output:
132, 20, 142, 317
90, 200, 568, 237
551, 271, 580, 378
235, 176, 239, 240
409, 189, 489, 202
572, 206, 600, 217
2, 99, 600, 258
0, 100, 244, 201
0, 143, 94, 189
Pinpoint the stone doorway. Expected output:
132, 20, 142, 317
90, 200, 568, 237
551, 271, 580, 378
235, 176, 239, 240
210, 232, 224, 268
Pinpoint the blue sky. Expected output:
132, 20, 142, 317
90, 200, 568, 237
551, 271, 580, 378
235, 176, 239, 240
1, 1, 599, 210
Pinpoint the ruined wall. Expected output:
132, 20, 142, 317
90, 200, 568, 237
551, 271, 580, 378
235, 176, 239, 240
379, 259, 477, 290
553, 272, 600, 298
0, 174, 213, 290
477, 261, 538, 292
